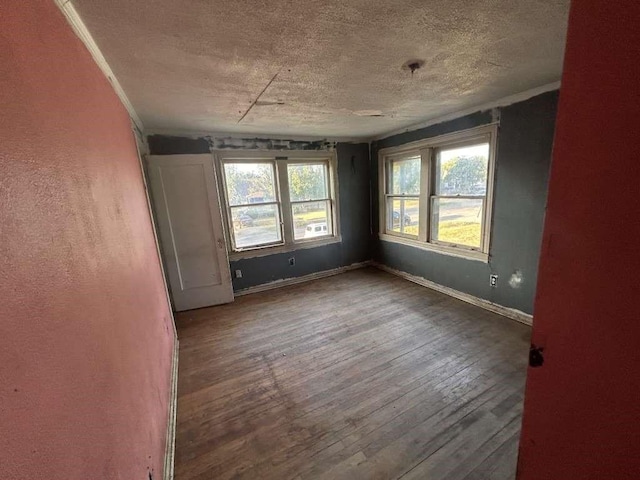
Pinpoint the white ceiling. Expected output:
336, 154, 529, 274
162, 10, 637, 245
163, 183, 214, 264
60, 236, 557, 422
72, 0, 570, 139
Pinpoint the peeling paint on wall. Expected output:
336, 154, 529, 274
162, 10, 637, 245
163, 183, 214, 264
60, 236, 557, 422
509, 270, 524, 289
491, 107, 501, 124
147, 135, 336, 155
206, 136, 335, 151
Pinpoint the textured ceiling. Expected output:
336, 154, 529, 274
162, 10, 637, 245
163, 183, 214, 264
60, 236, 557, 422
72, 0, 570, 138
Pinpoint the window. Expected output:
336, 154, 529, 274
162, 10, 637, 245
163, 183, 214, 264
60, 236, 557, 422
288, 163, 333, 241
432, 142, 489, 250
218, 152, 338, 255
379, 125, 496, 260
223, 162, 281, 249
384, 154, 421, 237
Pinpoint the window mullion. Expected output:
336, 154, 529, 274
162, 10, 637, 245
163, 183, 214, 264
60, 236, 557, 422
418, 147, 430, 242
377, 125, 496, 258
276, 160, 294, 244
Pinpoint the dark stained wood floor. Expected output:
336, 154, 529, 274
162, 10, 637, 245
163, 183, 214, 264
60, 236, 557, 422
174, 268, 531, 480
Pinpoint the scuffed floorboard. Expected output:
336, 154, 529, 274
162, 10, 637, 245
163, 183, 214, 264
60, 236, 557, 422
174, 268, 529, 480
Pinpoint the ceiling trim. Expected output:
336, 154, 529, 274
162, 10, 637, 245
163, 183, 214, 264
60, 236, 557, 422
55, 0, 144, 132
371, 81, 562, 142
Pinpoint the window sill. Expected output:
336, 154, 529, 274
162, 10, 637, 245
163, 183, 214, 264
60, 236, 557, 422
378, 233, 489, 263
229, 236, 342, 261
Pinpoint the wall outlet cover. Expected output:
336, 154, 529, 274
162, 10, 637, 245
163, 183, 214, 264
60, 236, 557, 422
490, 274, 498, 287
235, 269, 242, 278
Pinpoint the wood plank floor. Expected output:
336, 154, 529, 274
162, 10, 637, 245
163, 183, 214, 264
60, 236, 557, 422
174, 268, 531, 480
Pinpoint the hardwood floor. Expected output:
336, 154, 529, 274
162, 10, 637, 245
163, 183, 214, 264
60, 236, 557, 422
174, 268, 531, 480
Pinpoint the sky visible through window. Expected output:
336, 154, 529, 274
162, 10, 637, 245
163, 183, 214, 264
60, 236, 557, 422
439, 144, 489, 163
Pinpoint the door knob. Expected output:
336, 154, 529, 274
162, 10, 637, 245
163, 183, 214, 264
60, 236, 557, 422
529, 344, 544, 368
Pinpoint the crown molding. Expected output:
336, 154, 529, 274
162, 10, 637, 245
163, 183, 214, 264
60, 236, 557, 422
55, 0, 144, 132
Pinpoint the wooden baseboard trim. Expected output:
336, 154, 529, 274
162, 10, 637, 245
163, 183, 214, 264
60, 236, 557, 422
163, 338, 179, 480
234, 261, 372, 297
373, 263, 533, 326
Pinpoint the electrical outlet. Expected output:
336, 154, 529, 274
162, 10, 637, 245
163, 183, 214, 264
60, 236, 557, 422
235, 269, 242, 278
490, 274, 498, 287
289, 257, 295, 266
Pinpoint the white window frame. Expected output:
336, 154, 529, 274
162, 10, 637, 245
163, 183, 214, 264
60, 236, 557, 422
215, 150, 340, 260
383, 151, 423, 241
378, 124, 497, 262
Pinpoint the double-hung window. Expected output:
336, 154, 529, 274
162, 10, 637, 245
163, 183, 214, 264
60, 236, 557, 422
379, 125, 496, 261
218, 151, 338, 256
288, 163, 334, 241
384, 153, 422, 237
222, 161, 282, 249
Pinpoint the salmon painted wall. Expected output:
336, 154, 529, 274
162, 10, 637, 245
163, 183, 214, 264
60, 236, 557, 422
517, 1, 640, 478
0, 2, 175, 479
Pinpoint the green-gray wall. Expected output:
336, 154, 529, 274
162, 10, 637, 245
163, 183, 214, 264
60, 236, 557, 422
148, 90, 557, 312
370, 91, 559, 314
147, 137, 371, 291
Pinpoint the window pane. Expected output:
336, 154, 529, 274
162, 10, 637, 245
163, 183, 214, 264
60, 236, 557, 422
292, 201, 331, 240
436, 143, 489, 195
230, 205, 281, 249
288, 163, 328, 201
387, 197, 419, 236
431, 198, 483, 248
388, 156, 421, 195
389, 198, 401, 234
223, 162, 276, 206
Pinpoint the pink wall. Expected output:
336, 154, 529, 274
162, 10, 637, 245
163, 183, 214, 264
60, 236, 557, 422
0, 2, 175, 479
517, 1, 640, 478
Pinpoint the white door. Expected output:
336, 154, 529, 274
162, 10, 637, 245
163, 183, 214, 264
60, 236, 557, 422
147, 154, 234, 311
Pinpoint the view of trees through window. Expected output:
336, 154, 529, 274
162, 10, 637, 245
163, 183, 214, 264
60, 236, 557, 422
288, 164, 331, 240
433, 143, 489, 248
223, 161, 333, 249
224, 162, 276, 206
383, 139, 491, 251
387, 156, 420, 236
224, 163, 280, 249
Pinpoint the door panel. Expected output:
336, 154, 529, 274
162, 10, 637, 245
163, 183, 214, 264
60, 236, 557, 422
147, 154, 233, 311
159, 164, 221, 289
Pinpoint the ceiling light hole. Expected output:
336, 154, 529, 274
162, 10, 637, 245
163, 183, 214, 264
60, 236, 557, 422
402, 59, 425, 74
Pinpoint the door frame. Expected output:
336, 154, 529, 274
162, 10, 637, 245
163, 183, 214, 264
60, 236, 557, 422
132, 129, 178, 323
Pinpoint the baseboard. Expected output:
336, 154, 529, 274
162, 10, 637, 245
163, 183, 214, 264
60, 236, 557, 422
373, 263, 533, 326
163, 338, 179, 480
234, 261, 371, 297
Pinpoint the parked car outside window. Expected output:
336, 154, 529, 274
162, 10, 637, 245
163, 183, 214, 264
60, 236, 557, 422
392, 211, 412, 226
304, 222, 328, 238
